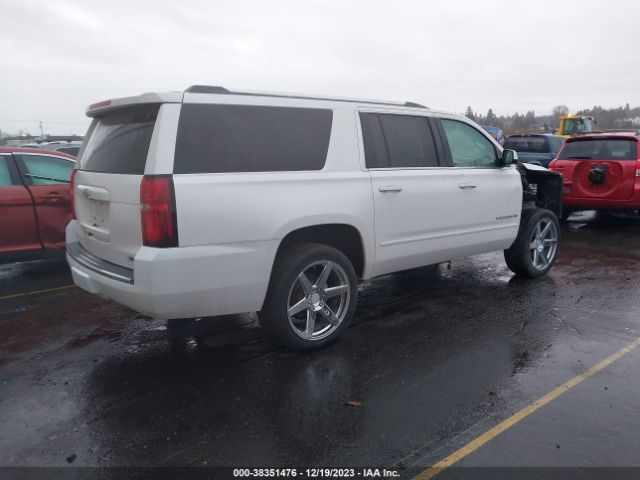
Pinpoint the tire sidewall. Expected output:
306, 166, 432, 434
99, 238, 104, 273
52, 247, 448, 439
516, 209, 560, 277
260, 243, 358, 351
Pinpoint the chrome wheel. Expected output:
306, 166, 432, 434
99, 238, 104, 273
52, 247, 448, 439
287, 260, 351, 341
529, 218, 558, 270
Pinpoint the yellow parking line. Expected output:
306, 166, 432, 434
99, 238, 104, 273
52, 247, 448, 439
415, 336, 640, 480
0, 284, 77, 301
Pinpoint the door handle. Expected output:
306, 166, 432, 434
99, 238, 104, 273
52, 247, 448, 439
379, 185, 403, 193
42, 192, 62, 199
41, 192, 64, 203
458, 182, 477, 189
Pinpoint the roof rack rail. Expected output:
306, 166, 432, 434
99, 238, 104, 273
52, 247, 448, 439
404, 101, 427, 108
184, 85, 428, 109
185, 85, 231, 94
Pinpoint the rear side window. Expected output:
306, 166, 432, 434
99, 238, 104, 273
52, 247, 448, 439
559, 139, 637, 160
505, 136, 550, 153
15, 154, 74, 185
80, 104, 159, 174
0, 156, 12, 186
174, 104, 333, 173
360, 113, 438, 168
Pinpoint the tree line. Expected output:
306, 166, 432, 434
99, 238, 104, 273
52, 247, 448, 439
464, 104, 640, 134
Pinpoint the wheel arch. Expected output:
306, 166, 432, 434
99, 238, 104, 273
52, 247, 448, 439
272, 222, 371, 280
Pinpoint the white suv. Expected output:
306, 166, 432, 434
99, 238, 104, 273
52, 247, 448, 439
66, 85, 562, 350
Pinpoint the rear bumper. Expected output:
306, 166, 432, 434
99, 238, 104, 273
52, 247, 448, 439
66, 221, 278, 320
563, 197, 640, 209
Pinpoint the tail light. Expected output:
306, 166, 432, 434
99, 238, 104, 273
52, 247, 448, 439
69, 169, 78, 219
140, 175, 179, 248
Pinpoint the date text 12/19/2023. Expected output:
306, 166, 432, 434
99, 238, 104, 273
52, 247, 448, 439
232, 468, 401, 478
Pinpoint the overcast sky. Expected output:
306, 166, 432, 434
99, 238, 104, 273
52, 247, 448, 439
1, 0, 639, 135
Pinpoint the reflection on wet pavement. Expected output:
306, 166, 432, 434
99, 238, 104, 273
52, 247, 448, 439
1, 211, 639, 470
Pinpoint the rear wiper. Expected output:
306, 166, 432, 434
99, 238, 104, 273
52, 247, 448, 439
567, 156, 592, 159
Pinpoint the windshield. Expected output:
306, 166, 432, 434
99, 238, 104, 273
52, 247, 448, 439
562, 118, 592, 135
559, 139, 637, 160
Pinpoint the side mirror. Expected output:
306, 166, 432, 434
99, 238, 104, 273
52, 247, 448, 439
497, 149, 516, 167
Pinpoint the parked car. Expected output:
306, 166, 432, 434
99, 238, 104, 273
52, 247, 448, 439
549, 133, 640, 216
0, 147, 75, 263
25, 141, 83, 157
481, 126, 505, 145
504, 134, 565, 167
66, 86, 561, 350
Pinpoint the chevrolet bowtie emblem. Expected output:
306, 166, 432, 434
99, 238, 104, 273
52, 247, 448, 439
81, 189, 90, 198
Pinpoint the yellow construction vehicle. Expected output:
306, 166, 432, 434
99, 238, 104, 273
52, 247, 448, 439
555, 115, 595, 137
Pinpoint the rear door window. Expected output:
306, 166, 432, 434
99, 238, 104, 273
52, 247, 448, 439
379, 115, 438, 168
15, 154, 74, 185
80, 104, 159, 174
559, 139, 637, 160
0, 156, 12, 186
360, 113, 439, 168
359, 113, 388, 168
174, 104, 333, 173
441, 119, 497, 167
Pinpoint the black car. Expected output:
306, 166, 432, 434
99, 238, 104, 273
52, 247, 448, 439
504, 134, 564, 167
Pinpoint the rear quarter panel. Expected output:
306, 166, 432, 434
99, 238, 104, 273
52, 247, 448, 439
171, 102, 376, 278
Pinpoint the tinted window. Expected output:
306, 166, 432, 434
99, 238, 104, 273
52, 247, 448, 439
80, 105, 159, 174
549, 136, 564, 153
378, 114, 438, 168
0, 156, 12, 186
559, 139, 637, 160
505, 136, 550, 153
57, 146, 80, 157
174, 104, 333, 173
17, 154, 74, 185
360, 113, 389, 168
441, 119, 496, 167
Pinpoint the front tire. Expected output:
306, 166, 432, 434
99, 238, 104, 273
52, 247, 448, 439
504, 208, 559, 278
259, 243, 358, 351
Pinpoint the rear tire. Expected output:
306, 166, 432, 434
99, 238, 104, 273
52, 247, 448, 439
504, 208, 559, 278
259, 243, 358, 351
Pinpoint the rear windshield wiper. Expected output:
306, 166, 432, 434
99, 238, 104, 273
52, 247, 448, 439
567, 156, 592, 159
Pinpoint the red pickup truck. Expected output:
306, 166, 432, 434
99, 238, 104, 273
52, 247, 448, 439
0, 147, 75, 263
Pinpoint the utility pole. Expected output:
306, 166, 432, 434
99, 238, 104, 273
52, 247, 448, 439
39, 121, 44, 139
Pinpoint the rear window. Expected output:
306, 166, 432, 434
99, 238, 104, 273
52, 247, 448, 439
79, 105, 159, 174
505, 136, 550, 153
559, 139, 638, 160
57, 146, 80, 157
174, 104, 333, 174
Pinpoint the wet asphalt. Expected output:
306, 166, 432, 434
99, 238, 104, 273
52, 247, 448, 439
1, 211, 639, 479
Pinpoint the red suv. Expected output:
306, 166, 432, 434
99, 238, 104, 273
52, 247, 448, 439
549, 133, 640, 215
0, 147, 75, 263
